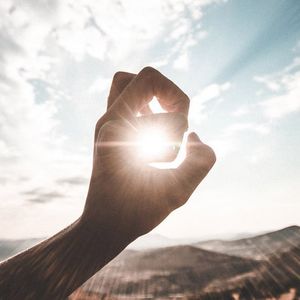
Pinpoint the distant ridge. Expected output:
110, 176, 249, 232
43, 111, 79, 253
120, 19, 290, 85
84, 244, 260, 297
78, 228, 300, 298
195, 225, 300, 259
1, 226, 299, 298
1, 226, 299, 261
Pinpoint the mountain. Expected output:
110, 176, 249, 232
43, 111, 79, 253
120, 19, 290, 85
128, 233, 197, 250
201, 245, 300, 299
1, 226, 299, 299
82, 245, 260, 298
195, 225, 300, 260
74, 226, 300, 299
77, 243, 300, 299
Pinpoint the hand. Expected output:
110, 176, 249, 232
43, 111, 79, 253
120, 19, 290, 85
0, 67, 216, 299
81, 67, 216, 243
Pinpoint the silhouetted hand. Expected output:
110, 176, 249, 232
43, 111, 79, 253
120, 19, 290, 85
82, 66, 216, 243
0, 67, 216, 299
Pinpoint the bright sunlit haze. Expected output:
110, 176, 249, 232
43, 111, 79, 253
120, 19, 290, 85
133, 108, 188, 165
136, 128, 170, 159
0, 0, 299, 240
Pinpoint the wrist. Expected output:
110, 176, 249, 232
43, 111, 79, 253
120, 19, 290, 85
76, 214, 135, 264
82, 191, 140, 247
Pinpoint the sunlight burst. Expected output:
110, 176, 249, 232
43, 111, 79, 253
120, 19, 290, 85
136, 128, 170, 160
134, 110, 188, 167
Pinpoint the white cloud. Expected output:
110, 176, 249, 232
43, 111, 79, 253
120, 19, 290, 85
231, 106, 250, 117
52, 0, 215, 65
261, 85, 300, 119
190, 82, 231, 124
223, 122, 270, 136
256, 57, 300, 119
209, 136, 237, 159
247, 146, 268, 164
254, 76, 281, 92
0, 0, 224, 238
199, 82, 231, 102
88, 76, 111, 96
173, 52, 189, 70
209, 121, 270, 161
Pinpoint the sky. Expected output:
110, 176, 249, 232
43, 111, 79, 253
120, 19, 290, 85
0, 0, 299, 240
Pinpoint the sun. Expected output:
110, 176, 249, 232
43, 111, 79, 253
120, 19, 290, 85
133, 111, 188, 167
136, 127, 170, 160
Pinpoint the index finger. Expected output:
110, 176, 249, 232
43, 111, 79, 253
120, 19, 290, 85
107, 71, 136, 110
109, 66, 190, 121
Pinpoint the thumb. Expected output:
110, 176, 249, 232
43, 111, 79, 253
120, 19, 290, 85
184, 132, 216, 167
172, 132, 216, 206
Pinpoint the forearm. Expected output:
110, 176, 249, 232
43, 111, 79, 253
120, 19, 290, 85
0, 217, 131, 299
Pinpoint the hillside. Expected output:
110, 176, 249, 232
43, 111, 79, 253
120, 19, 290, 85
201, 245, 300, 299
78, 243, 300, 299
195, 225, 300, 260
0, 227, 299, 299
82, 245, 260, 297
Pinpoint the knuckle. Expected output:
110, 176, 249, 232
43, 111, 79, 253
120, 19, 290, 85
96, 120, 120, 142
96, 120, 111, 139
95, 117, 105, 132
180, 93, 190, 111
112, 71, 125, 83
99, 120, 119, 133
183, 93, 190, 105
140, 66, 158, 78
111, 71, 135, 93
99, 119, 128, 136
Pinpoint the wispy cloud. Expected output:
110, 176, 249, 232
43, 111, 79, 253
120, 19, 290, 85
231, 106, 250, 117
256, 56, 300, 119
23, 189, 65, 204
223, 122, 270, 137
190, 82, 231, 123
56, 177, 88, 186
1, 0, 299, 240
0, 0, 224, 238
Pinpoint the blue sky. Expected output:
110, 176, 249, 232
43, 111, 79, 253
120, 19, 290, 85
0, 0, 299, 239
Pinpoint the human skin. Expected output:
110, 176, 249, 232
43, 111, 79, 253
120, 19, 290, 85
0, 67, 216, 299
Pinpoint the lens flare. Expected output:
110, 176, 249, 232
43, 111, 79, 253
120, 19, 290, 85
133, 112, 188, 165
136, 128, 170, 159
